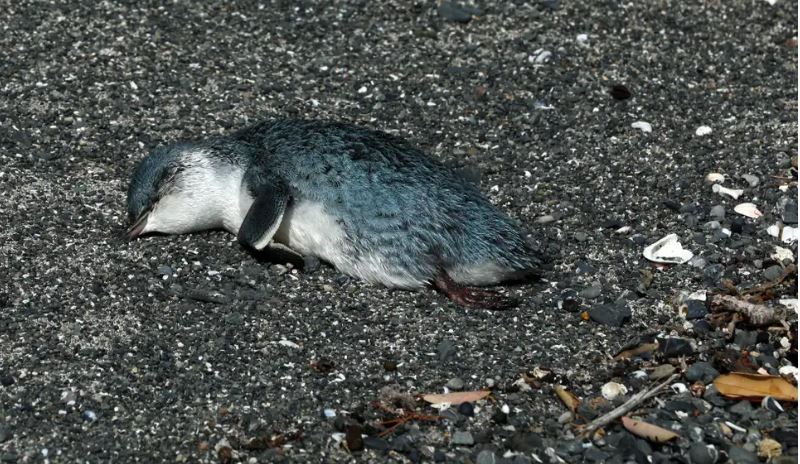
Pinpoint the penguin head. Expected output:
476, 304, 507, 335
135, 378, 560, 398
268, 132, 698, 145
126, 142, 240, 240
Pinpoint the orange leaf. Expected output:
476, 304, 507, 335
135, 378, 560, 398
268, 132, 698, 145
714, 373, 798, 402
554, 386, 581, 412
422, 390, 490, 405
621, 416, 679, 443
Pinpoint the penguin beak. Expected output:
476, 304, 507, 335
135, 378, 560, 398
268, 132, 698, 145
127, 212, 149, 241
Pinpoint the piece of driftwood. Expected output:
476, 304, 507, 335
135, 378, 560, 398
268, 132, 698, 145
580, 373, 679, 437
711, 294, 779, 326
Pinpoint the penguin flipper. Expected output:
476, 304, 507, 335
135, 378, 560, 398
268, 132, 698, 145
238, 183, 289, 251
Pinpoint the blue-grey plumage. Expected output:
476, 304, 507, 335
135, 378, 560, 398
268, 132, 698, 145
127, 119, 541, 307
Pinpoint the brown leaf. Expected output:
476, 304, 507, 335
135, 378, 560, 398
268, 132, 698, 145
554, 386, 581, 412
621, 416, 679, 443
714, 373, 798, 402
614, 342, 658, 361
421, 390, 490, 405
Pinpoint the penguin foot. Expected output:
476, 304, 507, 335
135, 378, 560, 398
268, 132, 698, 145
433, 272, 516, 310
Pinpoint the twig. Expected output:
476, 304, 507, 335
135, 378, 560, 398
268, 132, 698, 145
580, 373, 679, 437
740, 264, 796, 297
711, 294, 779, 326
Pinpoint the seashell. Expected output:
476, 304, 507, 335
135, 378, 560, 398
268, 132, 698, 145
601, 382, 628, 401
733, 203, 763, 218
767, 224, 798, 244
712, 183, 743, 199
631, 121, 652, 133
643, 233, 694, 264
695, 125, 712, 136
705, 173, 725, 183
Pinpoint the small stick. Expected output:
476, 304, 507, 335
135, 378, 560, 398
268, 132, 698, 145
580, 373, 679, 437
711, 294, 779, 326
740, 264, 797, 297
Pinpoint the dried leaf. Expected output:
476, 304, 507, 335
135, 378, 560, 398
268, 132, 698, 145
714, 373, 798, 401
421, 390, 490, 405
554, 386, 581, 412
621, 416, 679, 443
614, 342, 659, 361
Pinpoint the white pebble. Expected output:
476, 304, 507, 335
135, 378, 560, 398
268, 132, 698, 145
129, 81, 138, 90
705, 173, 725, 183
357, 86, 367, 94
576, 33, 589, 43
323, 408, 336, 418
601, 382, 628, 401
631, 121, 652, 133
695, 125, 713, 136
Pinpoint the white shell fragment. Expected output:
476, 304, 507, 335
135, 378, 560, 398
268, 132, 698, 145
705, 173, 725, 183
767, 224, 799, 244
695, 125, 713, 136
631, 121, 652, 133
601, 382, 628, 401
712, 184, 744, 199
733, 203, 763, 219
643, 234, 694, 264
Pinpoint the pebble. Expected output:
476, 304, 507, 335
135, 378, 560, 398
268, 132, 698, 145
740, 174, 760, 187
536, 214, 557, 224
578, 283, 602, 300
649, 364, 676, 380
446, 377, 465, 391
302, 256, 321, 273
437, 339, 457, 362
452, 431, 474, 446
437, 1, 482, 23
763, 265, 783, 281
588, 303, 631, 327
476, 450, 497, 464
157, 264, 174, 276
688, 443, 719, 464
709, 205, 725, 220
685, 362, 720, 384
506, 432, 543, 452
631, 121, 652, 133
695, 125, 713, 136
727, 447, 760, 464
659, 337, 694, 357
729, 400, 754, 418
363, 436, 390, 451
0, 426, 9, 444
574, 231, 588, 242
684, 299, 708, 319
783, 201, 797, 224
458, 402, 475, 417
584, 446, 610, 462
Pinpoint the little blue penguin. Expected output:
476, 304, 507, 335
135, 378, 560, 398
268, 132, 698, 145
127, 119, 541, 308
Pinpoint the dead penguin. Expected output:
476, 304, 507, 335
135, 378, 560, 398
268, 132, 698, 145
127, 119, 542, 308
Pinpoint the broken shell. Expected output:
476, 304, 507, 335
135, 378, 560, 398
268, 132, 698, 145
670, 383, 688, 394
711, 184, 743, 199
705, 173, 725, 183
643, 233, 694, 264
733, 203, 763, 218
631, 121, 652, 133
615, 225, 632, 234
695, 125, 713, 136
771, 246, 794, 262
601, 382, 628, 401
767, 224, 798, 244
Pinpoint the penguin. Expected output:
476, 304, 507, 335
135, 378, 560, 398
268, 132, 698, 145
127, 119, 541, 308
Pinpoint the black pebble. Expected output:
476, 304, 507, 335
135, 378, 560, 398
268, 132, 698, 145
609, 84, 632, 100
588, 303, 631, 327
458, 402, 475, 417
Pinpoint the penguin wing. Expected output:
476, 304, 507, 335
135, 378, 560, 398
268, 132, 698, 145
237, 174, 289, 251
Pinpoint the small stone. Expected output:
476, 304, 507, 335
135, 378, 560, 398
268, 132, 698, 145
740, 174, 760, 187
763, 265, 784, 281
364, 436, 390, 451
709, 205, 726, 220
574, 231, 588, 242
659, 337, 694, 357
506, 432, 543, 452
584, 446, 610, 462
437, 1, 482, 23
685, 362, 720, 384
536, 214, 557, 224
452, 431, 474, 446
302, 256, 321, 273
0, 427, 9, 444
382, 360, 397, 372
684, 299, 708, 319
579, 283, 602, 300
588, 303, 631, 327
437, 339, 457, 363
650, 364, 676, 380
446, 378, 465, 391
783, 201, 798, 224
729, 400, 754, 418
695, 125, 713, 136
609, 84, 632, 100
476, 450, 497, 464
345, 425, 364, 451
457, 402, 474, 417
728, 447, 760, 464
734, 330, 757, 349
0, 375, 13, 387
157, 264, 174, 276
688, 443, 719, 464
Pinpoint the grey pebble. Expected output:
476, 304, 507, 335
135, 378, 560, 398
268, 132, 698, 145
740, 174, 760, 187
709, 205, 725, 220
506, 432, 543, 452
437, 339, 457, 363
157, 264, 174, 276
574, 231, 588, 242
0, 426, 9, 444
684, 299, 708, 319
476, 450, 497, 464
685, 362, 719, 384
687, 443, 718, 464
446, 377, 465, 391
783, 201, 797, 224
763, 265, 783, 281
729, 400, 754, 418
452, 431, 474, 446
727, 447, 760, 464
578, 283, 602, 300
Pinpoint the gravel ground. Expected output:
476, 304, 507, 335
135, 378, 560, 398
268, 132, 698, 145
1, 1, 798, 463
